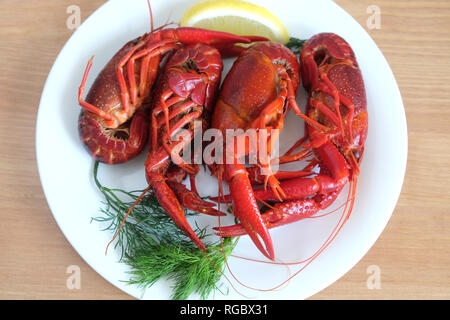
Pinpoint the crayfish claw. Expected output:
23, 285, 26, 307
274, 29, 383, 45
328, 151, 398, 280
167, 181, 226, 217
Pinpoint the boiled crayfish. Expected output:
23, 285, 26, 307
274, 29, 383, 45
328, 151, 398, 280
213, 33, 368, 260
143, 43, 229, 252
209, 41, 303, 260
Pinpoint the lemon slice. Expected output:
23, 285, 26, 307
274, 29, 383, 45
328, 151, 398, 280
180, 0, 289, 44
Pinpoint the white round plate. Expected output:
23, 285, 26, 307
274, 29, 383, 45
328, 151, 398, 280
36, 0, 407, 299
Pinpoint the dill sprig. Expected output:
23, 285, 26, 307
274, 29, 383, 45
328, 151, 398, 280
125, 236, 236, 300
91, 161, 238, 299
285, 37, 306, 55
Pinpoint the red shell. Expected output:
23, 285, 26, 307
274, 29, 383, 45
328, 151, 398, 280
300, 33, 368, 168
212, 41, 300, 133
78, 38, 150, 164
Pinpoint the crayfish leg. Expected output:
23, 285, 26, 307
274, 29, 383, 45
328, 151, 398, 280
214, 199, 319, 237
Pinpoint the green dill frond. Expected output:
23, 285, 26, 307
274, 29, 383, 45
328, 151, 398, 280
285, 37, 306, 55
91, 161, 238, 299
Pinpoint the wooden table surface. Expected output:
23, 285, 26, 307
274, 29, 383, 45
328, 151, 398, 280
1, 0, 449, 300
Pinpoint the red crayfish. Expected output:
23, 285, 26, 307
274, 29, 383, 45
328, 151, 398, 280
209, 41, 303, 260
212, 33, 368, 261
143, 43, 229, 252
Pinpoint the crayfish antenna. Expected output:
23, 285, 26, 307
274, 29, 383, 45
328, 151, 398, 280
105, 186, 151, 255
147, 0, 154, 33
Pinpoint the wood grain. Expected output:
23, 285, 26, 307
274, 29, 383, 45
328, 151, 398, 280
0, 0, 448, 300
